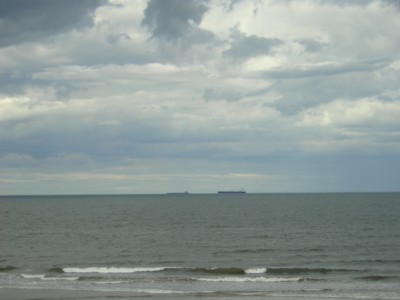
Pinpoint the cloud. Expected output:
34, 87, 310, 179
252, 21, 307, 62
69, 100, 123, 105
223, 28, 283, 62
1, 0, 400, 194
140, 0, 217, 65
275, 59, 389, 78
289, 97, 400, 156
265, 58, 397, 115
142, 0, 209, 40
106, 32, 131, 45
295, 38, 326, 52
0, 0, 107, 47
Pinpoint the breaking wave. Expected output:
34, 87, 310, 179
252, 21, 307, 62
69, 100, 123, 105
21, 274, 79, 281
245, 268, 267, 274
197, 276, 304, 282
59, 266, 260, 275
21, 274, 46, 280
62, 267, 167, 273
49, 265, 357, 277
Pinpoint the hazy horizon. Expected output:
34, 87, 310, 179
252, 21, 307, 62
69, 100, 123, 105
1, 191, 399, 197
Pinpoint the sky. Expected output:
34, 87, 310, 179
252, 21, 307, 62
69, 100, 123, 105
1, 0, 400, 195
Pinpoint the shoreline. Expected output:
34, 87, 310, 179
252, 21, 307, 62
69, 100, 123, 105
1, 288, 397, 300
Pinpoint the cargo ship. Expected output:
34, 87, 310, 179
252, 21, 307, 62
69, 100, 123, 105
166, 191, 189, 195
218, 189, 246, 194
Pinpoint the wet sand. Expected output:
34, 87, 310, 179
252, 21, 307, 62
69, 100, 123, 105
0, 288, 383, 300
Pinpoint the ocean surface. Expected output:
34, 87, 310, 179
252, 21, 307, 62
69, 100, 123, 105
1, 193, 399, 299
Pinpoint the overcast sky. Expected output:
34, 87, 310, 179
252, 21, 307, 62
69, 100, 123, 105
1, 0, 400, 195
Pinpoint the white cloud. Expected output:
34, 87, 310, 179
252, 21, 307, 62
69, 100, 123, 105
292, 98, 400, 154
0, 94, 65, 123
297, 98, 400, 128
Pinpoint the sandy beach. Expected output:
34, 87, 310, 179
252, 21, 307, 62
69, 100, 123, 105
1, 288, 387, 300
1, 288, 149, 300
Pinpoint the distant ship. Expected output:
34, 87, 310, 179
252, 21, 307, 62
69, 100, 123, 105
218, 189, 246, 194
166, 191, 189, 195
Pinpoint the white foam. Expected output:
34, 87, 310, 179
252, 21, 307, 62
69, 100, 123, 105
197, 276, 302, 283
44, 277, 79, 281
134, 289, 186, 294
21, 274, 79, 281
62, 267, 165, 274
92, 280, 132, 284
245, 268, 267, 274
21, 274, 46, 280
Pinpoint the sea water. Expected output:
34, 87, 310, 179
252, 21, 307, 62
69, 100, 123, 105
1, 193, 399, 298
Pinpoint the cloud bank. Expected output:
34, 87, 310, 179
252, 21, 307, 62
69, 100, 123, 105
1, 0, 399, 194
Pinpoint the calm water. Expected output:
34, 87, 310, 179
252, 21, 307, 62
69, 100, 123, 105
1, 193, 399, 298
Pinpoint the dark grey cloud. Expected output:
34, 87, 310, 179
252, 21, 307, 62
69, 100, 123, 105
0, 0, 106, 47
142, 0, 209, 40
106, 33, 131, 45
268, 59, 394, 115
381, 0, 400, 9
203, 86, 269, 102
0, 114, 230, 163
261, 58, 390, 80
296, 39, 326, 52
0, 79, 73, 102
215, 0, 244, 12
223, 29, 282, 62
276, 0, 385, 6
0, 72, 31, 95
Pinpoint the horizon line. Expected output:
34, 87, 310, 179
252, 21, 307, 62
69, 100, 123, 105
1, 191, 399, 197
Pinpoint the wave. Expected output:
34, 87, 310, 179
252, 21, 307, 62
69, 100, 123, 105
298, 277, 326, 282
245, 268, 267, 274
356, 275, 398, 281
193, 267, 246, 275
88, 280, 132, 284
197, 276, 304, 283
0, 265, 16, 272
193, 266, 353, 275
50, 265, 356, 276
44, 277, 79, 281
229, 249, 273, 254
48, 267, 64, 273
76, 276, 137, 284
340, 259, 400, 264
131, 289, 186, 294
266, 267, 354, 274
21, 274, 79, 281
77, 276, 106, 281
21, 274, 46, 280
62, 267, 167, 274
61, 266, 249, 275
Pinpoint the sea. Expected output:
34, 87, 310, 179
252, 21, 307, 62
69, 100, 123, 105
1, 193, 399, 299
